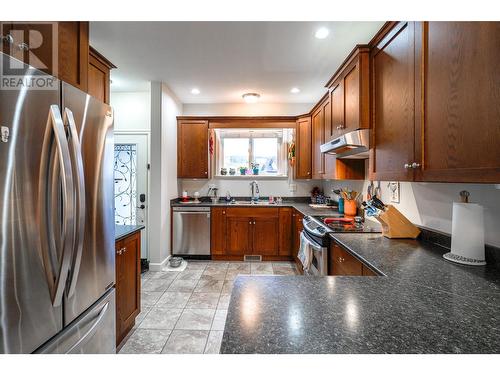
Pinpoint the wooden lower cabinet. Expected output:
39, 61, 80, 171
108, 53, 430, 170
115, 231, 141, 347
329, 240, 378, 276
226, 215, 253, 256
211, 207, 292, 260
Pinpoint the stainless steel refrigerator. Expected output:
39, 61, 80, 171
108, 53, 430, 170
0, 52, 116, 353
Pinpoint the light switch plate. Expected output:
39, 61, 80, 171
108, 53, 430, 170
388, 181, 400, 203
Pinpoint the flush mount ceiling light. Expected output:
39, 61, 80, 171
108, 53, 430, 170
242, 93, 260, 103
191, 88, 200, 95
315, 27, 329, 39
290, 87, 300, 94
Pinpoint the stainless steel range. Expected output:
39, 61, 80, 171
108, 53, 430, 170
299, 215, 381, 276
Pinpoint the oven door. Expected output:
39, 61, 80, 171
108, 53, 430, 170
299, 231, 328, 276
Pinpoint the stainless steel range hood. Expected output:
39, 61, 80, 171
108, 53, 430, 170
320, 129, 370, 159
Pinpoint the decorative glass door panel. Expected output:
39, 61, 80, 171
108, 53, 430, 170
114, 144, 137, 225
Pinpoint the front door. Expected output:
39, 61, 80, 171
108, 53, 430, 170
114, 133, 149, 260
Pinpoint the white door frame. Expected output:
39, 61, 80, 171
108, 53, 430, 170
115, 130, 151, 260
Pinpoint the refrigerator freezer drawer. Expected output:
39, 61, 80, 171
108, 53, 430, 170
35, 289, 116, 354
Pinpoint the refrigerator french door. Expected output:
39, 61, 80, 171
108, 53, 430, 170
0, 52, 116, 354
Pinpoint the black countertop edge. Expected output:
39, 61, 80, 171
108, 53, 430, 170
115, 224, 145, 241
171, 196, 311, 204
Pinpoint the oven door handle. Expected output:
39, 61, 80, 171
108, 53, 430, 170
300, 231, 324, 252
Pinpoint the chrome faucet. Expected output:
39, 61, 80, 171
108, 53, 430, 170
250, 181, 260, 203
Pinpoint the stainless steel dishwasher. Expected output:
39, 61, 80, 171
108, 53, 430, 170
172, 206, 211, 257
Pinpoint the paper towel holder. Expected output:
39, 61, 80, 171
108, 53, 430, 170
443, 191, 486, 266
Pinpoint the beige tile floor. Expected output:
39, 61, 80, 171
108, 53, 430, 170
118, 260, 298, 354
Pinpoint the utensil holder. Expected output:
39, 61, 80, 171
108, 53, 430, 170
344, 199, 357, 216
375, 205, 420, 239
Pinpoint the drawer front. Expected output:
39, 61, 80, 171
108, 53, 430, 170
226, 207, 279, 218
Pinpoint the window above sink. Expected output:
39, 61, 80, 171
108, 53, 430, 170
213, 128, 293, 178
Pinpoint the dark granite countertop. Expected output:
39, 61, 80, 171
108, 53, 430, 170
171, 197, 339, 217
221, 233, 500, 354
115, 224, 145, 241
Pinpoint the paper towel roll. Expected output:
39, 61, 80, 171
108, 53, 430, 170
450, 202, 485, 262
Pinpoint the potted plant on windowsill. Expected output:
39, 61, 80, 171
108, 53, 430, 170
251, 163, 260, 175
239, 166, 247, 175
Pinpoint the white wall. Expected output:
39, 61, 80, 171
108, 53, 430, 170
149, 82, 183, 270
323, 179, 500, 248
111, 91, 151, 131
183, 102, 313, 116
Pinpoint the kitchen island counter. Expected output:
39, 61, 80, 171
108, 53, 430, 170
221, 233, 500, 354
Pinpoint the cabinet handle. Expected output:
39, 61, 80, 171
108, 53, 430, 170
249, 221, 252, 225
411, 162, 421, 169
1, 34, 14, 45
338, 256, 345, 263
404, 163, 411, 169
18, 42, 29, 51
204, 171, 208, 175
121, 247, 126, 253
222, 211, 225, 214
307, 172, 310, 175
253, 221, 256, 225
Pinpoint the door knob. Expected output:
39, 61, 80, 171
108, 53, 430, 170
137, 204, 145, 209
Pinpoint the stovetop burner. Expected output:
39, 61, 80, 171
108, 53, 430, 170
313, 216, 382, 233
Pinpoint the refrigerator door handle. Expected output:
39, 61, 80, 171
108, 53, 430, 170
65, 301, 109, 354
38, 105, 75, 307
64, 107, 86, 298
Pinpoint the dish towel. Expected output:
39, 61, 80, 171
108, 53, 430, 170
298, 232, 313, 272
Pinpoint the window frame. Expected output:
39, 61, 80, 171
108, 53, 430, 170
215, 128, 290, 177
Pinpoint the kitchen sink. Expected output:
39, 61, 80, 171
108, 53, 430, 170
230, 200, 277, 206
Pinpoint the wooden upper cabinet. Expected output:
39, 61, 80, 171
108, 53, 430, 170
370, 22, 416, 182
177, 120, 209, 178
295, 116, 312, 179
414, 22, 500, 183
88, 46, 115, 104
311, 101, 325, 179
327, 46, 370, 139
1, 22, 89, 90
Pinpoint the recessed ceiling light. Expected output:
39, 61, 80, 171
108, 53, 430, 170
242, 92, 260, 103
290, 87, 300, 94
191, 88, 200, 95
315, 27, 329, 39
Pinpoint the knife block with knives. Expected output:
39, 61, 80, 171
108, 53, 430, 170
375, 205, 421, 239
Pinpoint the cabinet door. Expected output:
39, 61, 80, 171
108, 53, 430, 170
323, 97, 337, 179
295, 116, 312, 179
330, 242, 362, 276
329, 80, 344, 139
210, 207, 226, 255
252, 217, 279, 256
278, 208, 292, 256
311, 106, 324, 179
58, 22, 89, 91
116, 233, 141, 345
226, 216, 252, 255
370, 22, 416, 181
88, 53, 109, 103
415, 22, 500, 183
343, 63, 360, 134
177, 120, 209, 178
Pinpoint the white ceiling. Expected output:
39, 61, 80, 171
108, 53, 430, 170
90, 21, 384, 104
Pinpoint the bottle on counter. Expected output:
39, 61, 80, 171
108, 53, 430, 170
338, 197, 345, 214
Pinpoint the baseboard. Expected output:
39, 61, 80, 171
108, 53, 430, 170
149, 256, 170, 272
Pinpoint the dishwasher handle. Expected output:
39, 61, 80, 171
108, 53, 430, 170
172, 206, 211, 212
